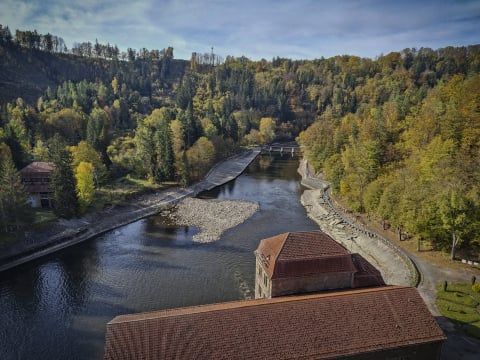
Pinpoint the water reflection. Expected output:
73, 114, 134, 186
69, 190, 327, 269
0, 154, 318, 360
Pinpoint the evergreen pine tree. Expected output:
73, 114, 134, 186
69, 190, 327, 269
157, 126, 174, 181
0, 154, 33, 233
50, 135, 79, 218
180, 150, 190, 187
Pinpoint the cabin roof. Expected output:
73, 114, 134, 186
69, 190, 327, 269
19, 162, 54, 175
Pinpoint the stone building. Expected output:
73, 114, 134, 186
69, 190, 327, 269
104, 286, 446, 360
19, 162, 54, 208
255, 230, 385, 298
103, 230, 446, 360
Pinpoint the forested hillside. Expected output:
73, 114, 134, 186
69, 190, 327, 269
0, 24, 479, 258
297, 48, 480, 259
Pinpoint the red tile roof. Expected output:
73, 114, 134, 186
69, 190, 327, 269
104, 286, 445, 360
255, 231, 356, 278
19, 161, 54, 174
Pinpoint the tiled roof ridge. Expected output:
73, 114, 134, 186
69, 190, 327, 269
275, 230, 337, 255
275, 231, 292, 260
109, 285, 410, 325
256, 232, 289, 272
279, 253, 354, 262
20, 161, 54, 172
279, 230, 349, 255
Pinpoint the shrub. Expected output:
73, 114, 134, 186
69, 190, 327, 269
472, 283, 480, 293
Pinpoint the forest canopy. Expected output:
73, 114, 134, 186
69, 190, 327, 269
1, 24, 479, 258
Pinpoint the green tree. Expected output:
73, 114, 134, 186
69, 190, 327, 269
323, 153, 344, 194
225, 114, 239, 141
155, 125, 174, 181
111, 98, 130, 129
87, 107, 108, 151
32, 139, 50, 161
4, 120, 30, 169
179, 150, 190, 187
340, 140, 380, 212
377, 177, 404, 229
50, 135, 79, 218
0, 154, 33, 233
134, 122, 156, 180
0, 142, 12, 165
107, 135, 136, 174
187, 137, 215, 180
170, 119, 185, 154
134, 108, 175, 182
438, 185, 477, 260
45, 108, 86, 144
244, 129, 260, 145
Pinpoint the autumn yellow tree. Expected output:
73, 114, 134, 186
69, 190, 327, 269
69, 141, 107, 184
111, 76, 119, 97
259, 117, 276, 144
244, 129, 260, 145
170, 119, 185, 154
75, 161, 95, 213
186, 137, 215, 180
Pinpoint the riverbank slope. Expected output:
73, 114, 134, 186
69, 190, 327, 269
0, 148, 261, 272
298, 158, 480, 360
297, 159, 413, 287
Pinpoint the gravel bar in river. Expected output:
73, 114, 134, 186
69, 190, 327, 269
169, 198, 259, 243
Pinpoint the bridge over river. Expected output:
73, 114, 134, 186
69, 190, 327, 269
261, 144, 301, 155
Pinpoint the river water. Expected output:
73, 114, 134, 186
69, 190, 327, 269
0, 154, 319, 360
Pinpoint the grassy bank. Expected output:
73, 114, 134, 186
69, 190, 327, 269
0, 174, 172, 248
436, 282, 480, 339
93, 174, 173, 210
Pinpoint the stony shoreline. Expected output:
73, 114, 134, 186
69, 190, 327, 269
297, 159, 413, 286
168, 198, 259, 243
0, 149, 261, 272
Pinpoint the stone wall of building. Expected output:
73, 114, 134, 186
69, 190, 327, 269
255, 257, 271, 298
255, 253, 355, 299
271, 272, 353, 297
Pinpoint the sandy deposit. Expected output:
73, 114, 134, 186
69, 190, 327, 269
169, 198, 259, 243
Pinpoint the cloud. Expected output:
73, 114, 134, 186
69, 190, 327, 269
0, 0, 479, 60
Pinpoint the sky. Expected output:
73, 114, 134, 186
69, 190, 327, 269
1, 0, 479, 60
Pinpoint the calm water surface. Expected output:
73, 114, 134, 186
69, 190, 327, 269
0, 155, 319, 359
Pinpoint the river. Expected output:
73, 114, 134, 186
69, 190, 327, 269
0, 154, 319, 360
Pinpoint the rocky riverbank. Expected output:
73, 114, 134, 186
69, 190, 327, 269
298, 159, 480, 360
297, 159, 413, 286
0, 148, 261, 272
168, 198, 259, 243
